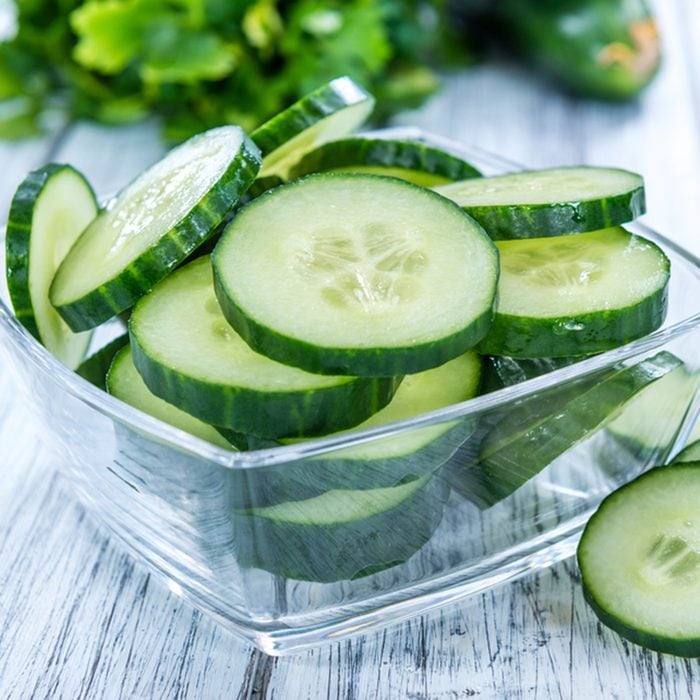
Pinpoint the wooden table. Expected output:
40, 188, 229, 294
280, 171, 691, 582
1, 1, 699, 696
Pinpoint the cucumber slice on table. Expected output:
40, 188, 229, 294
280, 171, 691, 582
234, 472, 448, 582
288, 137, 481, 186
459, 351, 681, 508
252, 76, 374, 178
227, 350, 482, 505
434, 166, 645, 239
478, 227, 670, 358
6, 164, 98, 368
578, 462, 700, 657
213, 174, 499, 377
50, 126, 261, 331
76, 334, 129, 389
129, 257, 399, 439
107, 345, 233, 450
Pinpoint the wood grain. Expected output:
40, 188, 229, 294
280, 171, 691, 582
1, 1, 699, 697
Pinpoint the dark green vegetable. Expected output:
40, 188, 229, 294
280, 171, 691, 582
455, 0, 660, 100
0, 1, 467, 141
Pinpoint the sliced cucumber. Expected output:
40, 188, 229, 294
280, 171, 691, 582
107, 345, 233, 450
253, 76, 374, 178
6, 164, 98, 368
234, 473, 447, 582
434, 166, 645, 239
226, 350, 482, 506
76, 334, 129, 389
469, 351, 681, 507
129, 257, 399, 439
288, 137, 481, 186
480, 355, 578, 394
213, 174, 498, 376
50, 126, 261, 331
478, 228, 669, 358
578, 462, 700, 657
607, 365, 699, 457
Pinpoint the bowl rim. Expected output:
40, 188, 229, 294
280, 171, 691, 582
2, 128, 699, 470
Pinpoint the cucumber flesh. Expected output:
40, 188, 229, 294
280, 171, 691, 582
107, 345, 233, 450
471, 351, 681, 507
288, 137, 481, 186
479, 228, 669, 358
213, 174, 498, 376
578, 462, 700, 657
434, 166, 645, 239
50, 126, 261, 331
235, 473, 448, 582
129, 257, 399, 438
253, 77, 374, 178
6, 164, 98, 368
607, 365, 699, 456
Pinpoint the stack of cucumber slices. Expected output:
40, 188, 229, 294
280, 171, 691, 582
6, 75, 695, 607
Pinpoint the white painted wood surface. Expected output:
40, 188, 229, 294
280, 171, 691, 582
1, 1, 699, 696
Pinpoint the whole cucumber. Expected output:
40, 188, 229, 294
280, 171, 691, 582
455, 0, 661, 100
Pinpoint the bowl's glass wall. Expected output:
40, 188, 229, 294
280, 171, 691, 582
1, 134, 699, 653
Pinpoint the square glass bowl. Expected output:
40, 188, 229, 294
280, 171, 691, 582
1, 130, 699, 655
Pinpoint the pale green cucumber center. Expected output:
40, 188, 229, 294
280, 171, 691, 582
53, 127, 245, 304
328, 165, 451, 187
582, 467, 700, 636
259, 91, 374, 178
133, 257, 349, 391
248, 474, 429, 525
29, 170, 96, 367
218, 176, 497, 348
496, 228, 668, 317
435, 166, 642, 206
108, 346, 232, 449
286, 351, 481, 460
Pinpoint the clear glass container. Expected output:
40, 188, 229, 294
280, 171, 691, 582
1, 131, 698, 655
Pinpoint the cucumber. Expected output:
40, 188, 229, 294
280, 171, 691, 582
129, 257, 399, 439
252, 76, 375, 178
578, 462, 700, 658
50, 126, 261, 331
234, 473, 448, 582
6, 164, 98, 368
288, 137, 481, 186
213, 174, 499, 377
480, 355, 578, 394
225, 350, 482, 506
607, 365, 699, 458
677, 421, 700, 463
465, 351, 681, 507
106, 345, 233, 450
478, 228, 669, 358
76, 334, 129, 389
434, 166, 644, 239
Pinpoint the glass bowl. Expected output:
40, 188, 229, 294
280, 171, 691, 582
1, 130, 698, 655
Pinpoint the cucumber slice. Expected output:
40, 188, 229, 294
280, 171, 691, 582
234, 473, 448, 582
469, 351, 681, 507
107, 345, 233, 450
129, 257, 399, 439
6, 164, 98, 368
578, 462, 700, 657
288, 137, 481, 186
434, 166, 645, 239
50, 126, 261, 331
478, 228, 669, 358
76, 334, 129, 389
226, 350, 482, 506
607, 365, 700, 457
213, 174, 498, 376
252, 77, 374, 178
